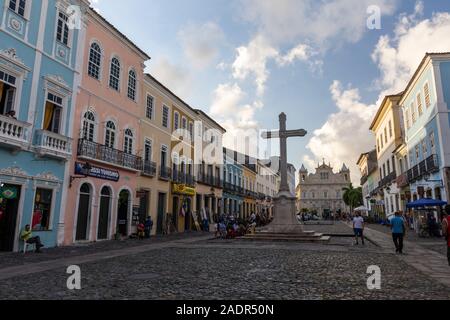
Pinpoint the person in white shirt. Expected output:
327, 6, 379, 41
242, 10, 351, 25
352, 212, 365, 245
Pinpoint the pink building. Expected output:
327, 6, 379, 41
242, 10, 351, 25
61, 9, 150, 245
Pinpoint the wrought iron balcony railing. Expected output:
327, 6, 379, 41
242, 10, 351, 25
142, 160, 157, 177
159, 166, 171, 180
78, 139, 142, 171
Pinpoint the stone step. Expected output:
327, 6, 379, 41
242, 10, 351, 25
239, 235, 331, 243
247, 232, 324, 238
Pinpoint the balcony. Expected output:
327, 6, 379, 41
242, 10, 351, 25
224, 182, 236, 193
172, 170, 195, 186
213, 177, 223, 188
77, 139, 143, 171
197, 173, 215, 186
407, 154, 440, 182
396, 172, 409, 188
142, 160, 157, 177
159, 166, 171, 181
35, 130, 72, 160
360, 174, 368, 186
378, 171, 397, 188
0, 115, 31, 150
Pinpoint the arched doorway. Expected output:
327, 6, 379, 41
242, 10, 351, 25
76, 183, 92, 241
117, 190, 130, 236
98, 186, 112, 240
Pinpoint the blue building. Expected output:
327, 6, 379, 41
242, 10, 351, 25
401, 53, 450, 204
0, 0, 89, 252
222, 150, 244, 218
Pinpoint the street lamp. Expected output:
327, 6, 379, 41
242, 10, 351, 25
69, 162, 92, 188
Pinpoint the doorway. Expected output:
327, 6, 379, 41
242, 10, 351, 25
156, 192, 166, 234
76, 183, 92, 241
97, 186, 111, 240
172, 196, 179, 231
184, 198, 192, 231
0, 184, 21, 252
117, 190, 130, 236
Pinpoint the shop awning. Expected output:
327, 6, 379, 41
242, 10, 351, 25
406, 198, 447, 209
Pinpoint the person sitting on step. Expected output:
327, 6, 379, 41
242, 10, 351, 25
21, 225, 44, 253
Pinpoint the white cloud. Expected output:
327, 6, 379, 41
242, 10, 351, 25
305, 2, 450, 185
178, 22, 225, 70
149, 58, 193, 99
304, 81, 377, 183
239, 0, 399, 47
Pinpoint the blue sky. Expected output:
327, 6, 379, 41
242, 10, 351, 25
92, 0, 450, 184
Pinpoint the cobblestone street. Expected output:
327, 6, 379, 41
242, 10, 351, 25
0, 222, 449, 300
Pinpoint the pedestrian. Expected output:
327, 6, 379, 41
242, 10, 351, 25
144, 216, 153, 238
352, 212, 365, 245
390, 211, 407, 254
20, 224, 44, 253
442, 205, 450, 266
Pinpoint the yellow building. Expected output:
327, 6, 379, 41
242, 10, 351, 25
136, 74, 174, 235
242, 164, 257, 219
194, 110, 226, 225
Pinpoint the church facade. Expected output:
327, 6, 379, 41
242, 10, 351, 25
296, 161, 351, 218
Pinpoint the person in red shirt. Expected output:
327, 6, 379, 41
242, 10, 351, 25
443, 206, 450, 267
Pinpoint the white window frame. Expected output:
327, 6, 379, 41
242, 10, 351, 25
424, 82, 431, 109
104, 120, 117, 149
162, 105, 169, 128
173, 111, 179, 130
8, 0, 31, 19
146, 94, 154, 120
108, 56, 121, 92
123, 128, 134, 155
55, 9, 71, 47
81, 110, 97, 142
43, 90, 65, 134
127, 68, 137, 101
87, 41, 103, 81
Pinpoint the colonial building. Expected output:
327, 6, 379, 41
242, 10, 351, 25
256, 159, 278, 218
400, 53, 450, 203
0, 0, 90, 252
64, 8, 150, 245
357, 150, 380, 213
369, 93, 407, 218
296, 161, 351, 217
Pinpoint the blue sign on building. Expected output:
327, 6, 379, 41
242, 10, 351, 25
0, 0, 90, 252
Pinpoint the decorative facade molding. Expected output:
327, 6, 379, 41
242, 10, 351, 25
36, 172, 61, 182
44, 74, 72, 94
0, 48, 31, 72
0, 166, 28, 177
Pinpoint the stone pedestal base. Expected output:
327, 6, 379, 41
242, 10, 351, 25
262, 191, 303, 234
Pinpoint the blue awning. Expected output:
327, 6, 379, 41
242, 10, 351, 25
406, 198, 447, 209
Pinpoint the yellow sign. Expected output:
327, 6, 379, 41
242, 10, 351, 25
172, 184, 196, 196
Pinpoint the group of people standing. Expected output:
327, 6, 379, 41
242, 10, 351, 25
352, 206, 450, 266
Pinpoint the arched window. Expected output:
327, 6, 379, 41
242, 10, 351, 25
127, 70, 136, 101
105, 121, 116, 148
82, 111, 96, 142
109, 57, 121, 91
88, 42, 102, 79
174, 112, 179, 130
123, 129, 133, 154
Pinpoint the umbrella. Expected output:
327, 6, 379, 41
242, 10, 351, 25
354, 206, 369, 212
406, 198, 447, 209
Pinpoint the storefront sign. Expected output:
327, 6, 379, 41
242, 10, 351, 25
172, 183, 196, 196
75, 162, 119, 182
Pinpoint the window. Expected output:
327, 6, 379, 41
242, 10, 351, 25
9, 0, 26, 17
387, 159, 390, 173
88, 43, 102, 80
415, 145, 420, 161
422, 140, 428, 158
384, 127, 388, 144
324, 191, 328, 199
174, 112, 179, 130
411, 102, 416, 124
105, 121, 116, 148
0, 70, 17, 116
56, 12, 69, 46
82, 111, 95, 142
424, 83, 431, 109
43, 92, 63, 134
109, 57, 121, 91
189, 122, 194, 138
182, 117, 187, 130
162, 105, 169, 128
146, 95, 154, 120
32, 188, 53, 231
430, 131, 436, 154
377, 138, 380, 153
405, 109, 410, 129
380, 134, 384, 148
388, 121, 393, 138
144, 139, 152, 162
417, 93, 423, 116
161, 145, 168, 168
127, 70, 136, 101
124, 129, 133, 154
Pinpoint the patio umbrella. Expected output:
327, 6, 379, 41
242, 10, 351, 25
354, 206, 369, 212
406, 198, 447, 209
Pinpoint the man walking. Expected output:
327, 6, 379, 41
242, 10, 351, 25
352, 212, 365, 245
391, 212, 406, 254
442, 206, 450, 266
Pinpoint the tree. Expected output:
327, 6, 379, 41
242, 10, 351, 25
342, 184, 363, 212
